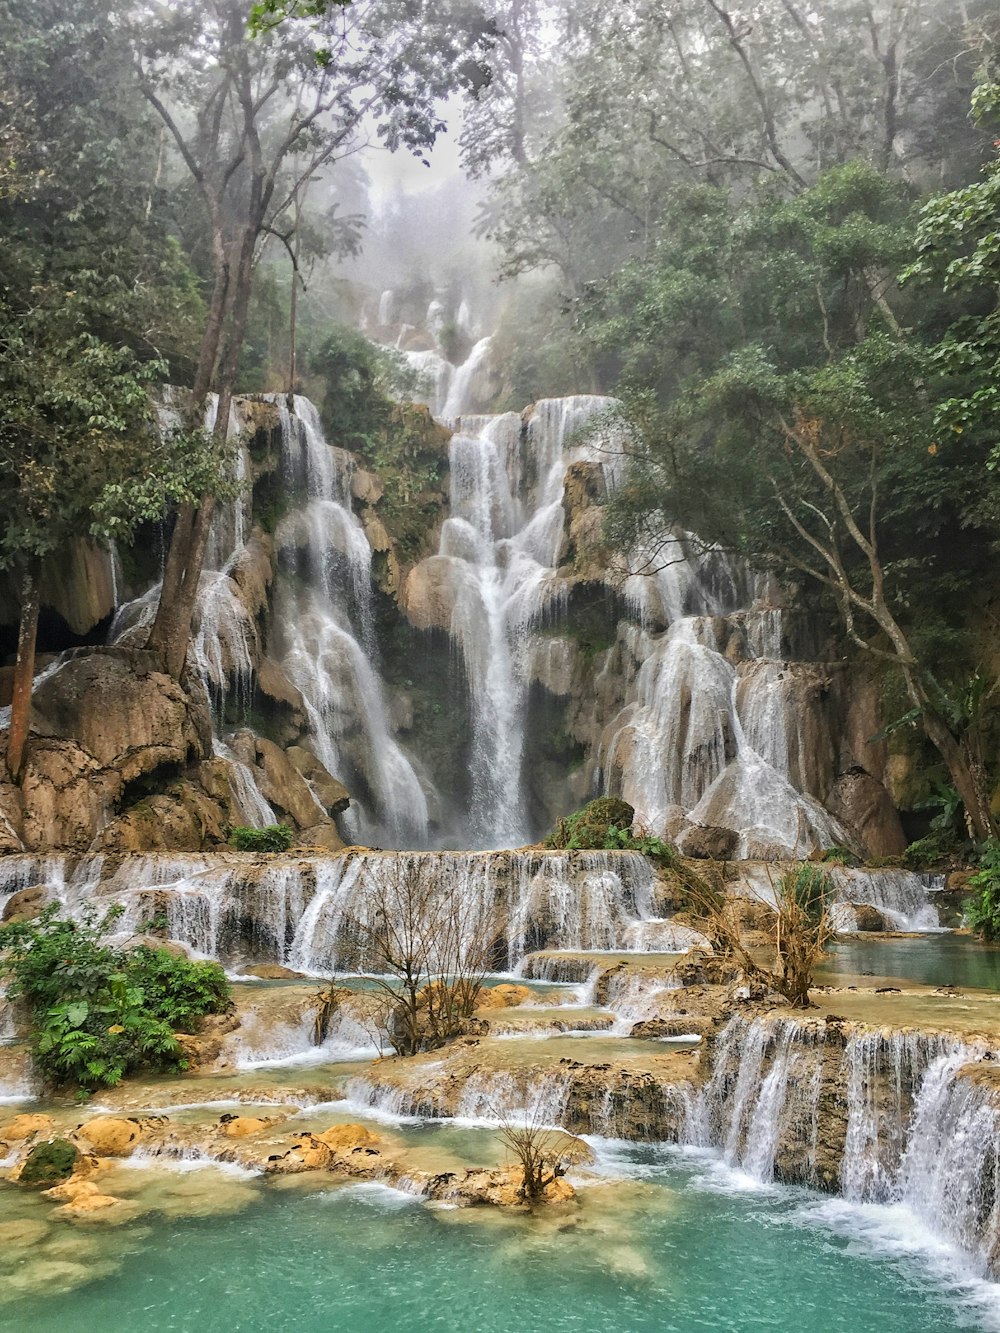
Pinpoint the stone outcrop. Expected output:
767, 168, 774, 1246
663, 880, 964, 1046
827, 767, 906, 859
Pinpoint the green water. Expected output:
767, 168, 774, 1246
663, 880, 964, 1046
823, 935, 1000, 991
3, 1142, 996, 1332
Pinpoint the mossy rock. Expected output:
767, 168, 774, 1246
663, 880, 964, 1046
546, 797, 635, 850
20, 1138, 79, 1187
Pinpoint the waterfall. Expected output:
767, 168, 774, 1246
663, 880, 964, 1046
688, 1016, 825, 1184
414, 395, 625, 846
272, 396, 428, 845
829, 867, 942, 931
0, 848, 662, 973
689, 1014, 1000, 1277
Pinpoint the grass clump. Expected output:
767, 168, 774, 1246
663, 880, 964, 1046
229, 823, 294, 852
0, 907, 231, 1092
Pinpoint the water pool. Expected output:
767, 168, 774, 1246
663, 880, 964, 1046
3, 1140, 997, 1332
823, 934, 1000, 991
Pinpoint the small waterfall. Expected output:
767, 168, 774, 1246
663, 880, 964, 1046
829, 867, 941, 931
272, 396, 428, 845
286, 848, 657, 975
689, 1016, 824, 1184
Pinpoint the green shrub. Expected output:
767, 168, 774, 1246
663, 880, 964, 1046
819, 845, 858, 867
0, 907, 231, 1092
544, 799, 676, 866
966, 839, 1000, 941
230, 823, 294, 852
902, 830, 958, 869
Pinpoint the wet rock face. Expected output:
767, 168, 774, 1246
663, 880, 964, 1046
676, 823, 739, 861
827, 767, 906, 859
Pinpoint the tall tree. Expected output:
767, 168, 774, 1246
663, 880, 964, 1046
0, 0, 209, 782
133, 0, 495, 678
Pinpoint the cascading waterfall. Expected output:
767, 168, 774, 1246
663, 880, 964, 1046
418, 395, 626, 845
0, 849, 659, 973
688, 1015, 1000, 1276
271, 396, 428, 845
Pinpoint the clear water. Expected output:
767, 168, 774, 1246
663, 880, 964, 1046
4, 1140, 997, 1332
823, 935, 1000, 992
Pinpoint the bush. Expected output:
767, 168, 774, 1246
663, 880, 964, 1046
230, 823, 294, 852
819, 845, 858, 866
544, 798, 677, 866
966, 839, 1000, 941
0, 907, 231, 1092
902, 830, 959, 869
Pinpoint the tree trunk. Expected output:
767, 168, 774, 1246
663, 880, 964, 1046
6, 563, 40, 784
920, 708, 997, 841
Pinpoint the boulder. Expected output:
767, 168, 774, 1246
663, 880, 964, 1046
18, 1139, 79, 1187
285, 745, 350, 815
264, 1134, 334, 1173
676, 823, 739, 860
827, 767, 906, 859
243, 964, 306, 981
850, 903, 889, 932
476, 984, 534, 1011
256, 657, 307, 724
316, 1124, 382, 1154
75, 1118, 142, 1157
1, 884, 46, 923
0, 1113, 55, 1142
52, 1189, 123, 1217
218, 1116, 278, 1140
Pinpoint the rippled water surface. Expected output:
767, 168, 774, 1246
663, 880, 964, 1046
4, 1140, 998, 1333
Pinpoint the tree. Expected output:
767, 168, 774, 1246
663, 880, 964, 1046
688, 865, 835, 1008
596, 161, 1000, 838
342, 858, 497, 1055
903, 73, 1000, 471
132, 0, 495, 678
0, 0, 211, 782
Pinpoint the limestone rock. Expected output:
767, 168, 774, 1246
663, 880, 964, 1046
32, 650, 211, 782
676, 822, 739, 860
256, 657, 307, 730
476, 984, 534, 1011
351, 469, 384, 505
285, 745, 350, 815
251, 737, 327, 830
401, 556, 464, 632
39, 538, 116, 637
17, 1139, 79, 1186
827, 767, 906, 859
75, 1118, 142, 1157
96, 782, 227, 854
0, 1113, 55, 1142
316, 1124, 381, 1153
19, 740, 122, 852
243, 964, 306, 980
52, 1189, 123, 1217
219, 1115, 280, 1139
0, 781, 24, 852
850, 904, 889, 932
1, 884, 46, 923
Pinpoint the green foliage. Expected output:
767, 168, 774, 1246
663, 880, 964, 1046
902, 831, 959, 869
780, 864, 832, 924
966, 838, 1000, 941
0, 908, 231, 1091
819, 846, 859, 867
19, 1138, 79, 1187
229, 823, 295, 852
545, 797, 677, 865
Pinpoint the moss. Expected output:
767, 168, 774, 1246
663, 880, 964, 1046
20, 1138, 79, 1186
545, 797, 636, 850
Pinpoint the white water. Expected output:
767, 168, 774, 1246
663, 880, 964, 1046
271, 396, 428, 845
689, 1015, 1000, 1278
